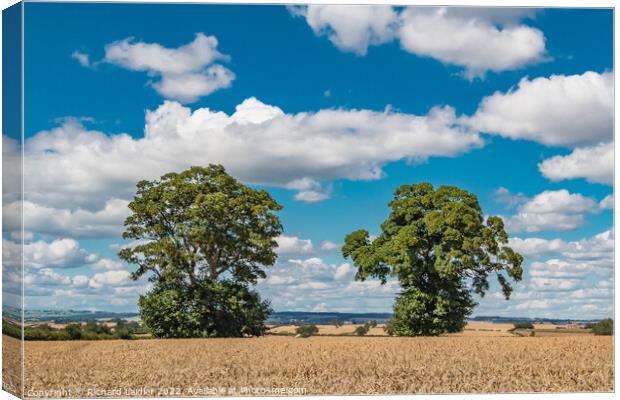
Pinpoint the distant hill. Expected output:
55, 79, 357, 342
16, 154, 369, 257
267, 311, 393, 325
3, 306, 139, 323
3, 305, 605, 325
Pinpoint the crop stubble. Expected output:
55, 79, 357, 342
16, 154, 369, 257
9, 335, 613, 396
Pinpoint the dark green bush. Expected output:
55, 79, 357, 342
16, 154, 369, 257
295, 324, 319, 338
332, 319, 343, 328
513, 322, 534, 330
591, 319, 613, 336
383, 320, 394, 336
139, 280, 271, 338
354, 324, 370, 336
64, 324, 83, 340
3, 319, 139, 341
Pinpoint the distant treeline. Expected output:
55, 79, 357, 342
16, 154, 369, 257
2, 319, 149, 340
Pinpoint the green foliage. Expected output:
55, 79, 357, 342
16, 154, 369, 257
295, 324, 319, 338
139, 280, 271, 338
391, 288, 474, 336
513, 322, 534, 330
342, 183, 523, 336
2, 320, 22, 339
2, 319, 142, 341
383, 320, 394, 336
591, 319, 613, 336
119, 165, 282, 338
119, 165, 283, 286
65, 324, 83, 340
84, 321, 112, 335
354, 324, 370, 336
332, 319, 343, 328
367, 320, 378, 328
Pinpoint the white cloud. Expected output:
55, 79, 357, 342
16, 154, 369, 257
502, 189, 602, 233
479, 229, 613, 318
466, 71, 613, 147
275, 235, 315, 255
521, 189, 597, 214
103, 33, 234, 102
526, 254, 611, 294
4, 199, 130, 239
494, 186, 527, 208
71, 51, 91, 68
91, 259, 125, 271
291, 6, 545, 77
510, 229, 613, 262
18, 97, 481, 239
24, 268, 83, 287
89, 270, 132, 289
320, 240, 341, 251
290, 5, 398, 56
599, 194, 614, 210
334, 263, 352, 280
538, 142, 613, 185
286, 178, 332, 203
562, 229, 614, 265
509, 237, 568, 258
257, 256, 398, 312
514, 299, 552, 310
23, 267, 150, 311
528, 276, 582, 292
530, 258, 609, 280
3, 135, 22, 205
3, 238, 100, 270
398, 8, 545, 78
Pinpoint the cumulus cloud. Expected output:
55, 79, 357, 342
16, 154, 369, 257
88, 270, 133, 289
494, 186, 527, 208
2, 235, 147, 310
538, 142, 613, 185
257, 257, 400, 312
15, 97, 482, 239
3, 238, 128, 273
530, 258, 609, 280
291, 6, 545, 77
290, 5, 398, 56
398, 8, 545, 78
24, 267, 149, 310
24, 268, 87, 288
476, 280, 613, 318
599, 194, 614, 210
3, 238, 97, 270
509, 237, 568, 258
501, 189, 603, 233
466, 71, 613, 147
276, 235, 315, 255
320, 240, 341, 251
71, 51, 91, 68
102, 33, 234, 102
286, 178, 332, 203
477, 229, 613, 318
510, 228, 613, 261
3, 199, 130, 239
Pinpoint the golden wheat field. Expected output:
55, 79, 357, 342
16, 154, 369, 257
4, 333, 612, 397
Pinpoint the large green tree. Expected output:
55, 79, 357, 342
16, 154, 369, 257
342, 183, 523, 336
119, 165, 282, 337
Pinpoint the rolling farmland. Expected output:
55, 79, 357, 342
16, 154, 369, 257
9, 331, 613, 397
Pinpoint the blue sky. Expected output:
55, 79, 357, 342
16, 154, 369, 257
6, 4, 613, 318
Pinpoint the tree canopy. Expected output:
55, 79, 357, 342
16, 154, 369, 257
119, 165, 282, 337
342, 183, 523, 336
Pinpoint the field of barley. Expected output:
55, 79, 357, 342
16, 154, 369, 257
8, 333, 612, 397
